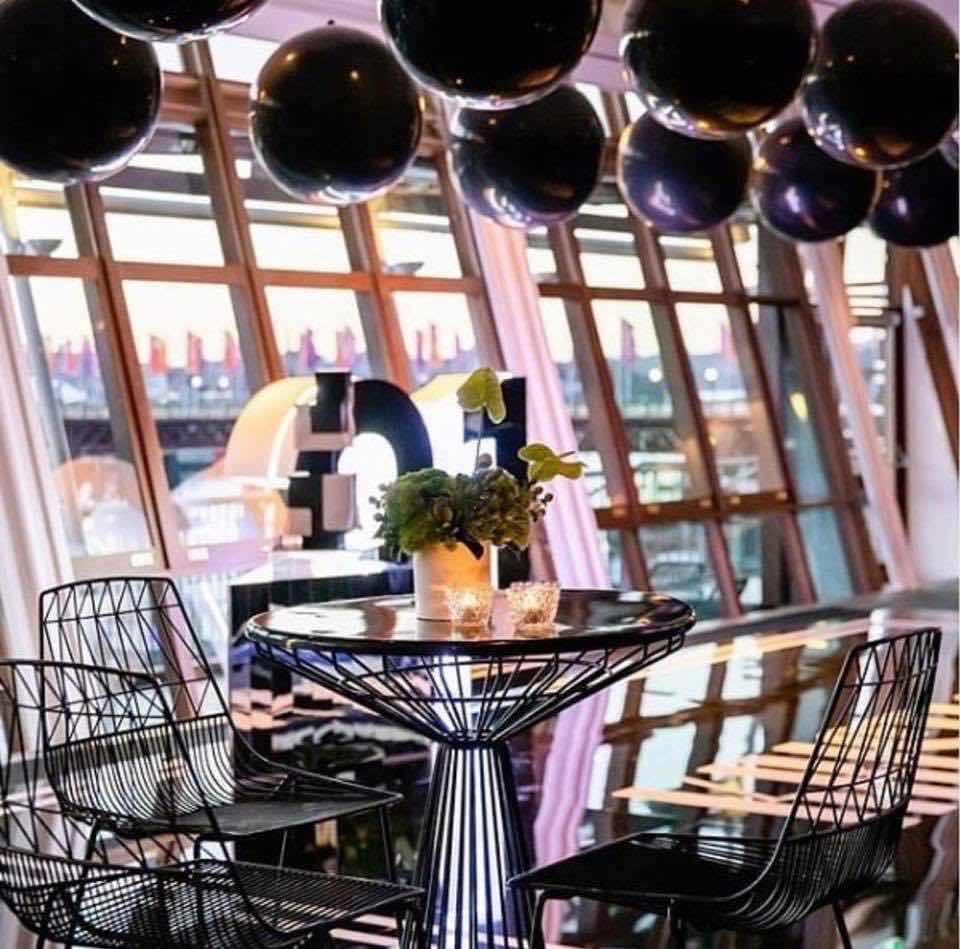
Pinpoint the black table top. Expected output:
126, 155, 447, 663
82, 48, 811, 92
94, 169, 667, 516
244, 589, 695, 657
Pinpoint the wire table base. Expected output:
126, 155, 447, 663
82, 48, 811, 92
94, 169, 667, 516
245, 592, 693, 949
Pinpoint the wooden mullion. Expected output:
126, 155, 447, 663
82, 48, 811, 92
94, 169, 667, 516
339, 202, 414, 389
6, 255, 100, 279
183, 41, 282, 387
113, 261, 245, 284
66, 185, 182, 570
256, 268, 373, 291
548, 221, 649, 589
710, 226, 816, 605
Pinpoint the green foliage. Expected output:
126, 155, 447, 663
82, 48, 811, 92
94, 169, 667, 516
373, 466, 553, 559
456, 367, 506, 423
518, 443, 586, 482
374, 367, 580, 560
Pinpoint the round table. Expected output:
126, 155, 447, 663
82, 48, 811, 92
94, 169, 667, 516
244, 589, 694, 949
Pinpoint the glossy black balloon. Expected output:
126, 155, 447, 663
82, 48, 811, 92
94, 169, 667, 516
941, 129, 959, 170
751, 119, 878, 243
449, 86, 604, 230
622, 0, 816, 140
869, 151, 959, 247
803, 0, 958, 168
250, 27, 422, 206
0, 0, 160, 184
616, 114, 750, 232
380, 0, 601, 109
70, 0, 267, 42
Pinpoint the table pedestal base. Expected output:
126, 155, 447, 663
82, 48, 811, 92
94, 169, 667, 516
407, 743, 534, 949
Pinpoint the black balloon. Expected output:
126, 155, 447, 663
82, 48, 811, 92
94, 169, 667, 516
617, 114, 750, 232
70, 0, 266, 42
869, 151, 959, 247
250, 26, 422, 206
380, 0, 601, 109
803, 0, 958, 169
941, 129, 959, 170
751, 118, 878, 243
622, 0, 816, 140
448, 86, 604, 230
0, 0, 160, 184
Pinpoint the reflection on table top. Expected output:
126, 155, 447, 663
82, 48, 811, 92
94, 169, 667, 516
244, 589, 696, 656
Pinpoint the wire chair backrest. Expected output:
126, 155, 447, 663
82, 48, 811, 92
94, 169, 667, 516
39, 576, 227, 725
770, 628, 941, 913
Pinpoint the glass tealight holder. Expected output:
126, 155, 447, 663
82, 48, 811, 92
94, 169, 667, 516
445, 586, 494, 628
507, 581, 560, 630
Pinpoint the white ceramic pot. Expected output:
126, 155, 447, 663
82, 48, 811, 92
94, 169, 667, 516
413, 543, 495, 621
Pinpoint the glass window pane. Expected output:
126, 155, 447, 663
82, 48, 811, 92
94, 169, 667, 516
597, 530, 624, 587
393, 292, 478, 386
724, 514, 795, 610
235, 133, 352, 273
574, 182, 645, 289
267, 286, 369, 377
370, 159, 463, 279
155, 43, 183, 72
101, 124, 225, 266
752, 303, 831, 502
537, 297, 609, 507
4, 176, 77, 257
730, 221, 758, 295
660, 233, 723, 293
124, 281, 268, 552
209, 34, 277, 83
14, 276, 154, 560
592, 299, 709, 502
797, 507, 853, 602
676, 303, 785, 495
849, 324, 894, 462
526, 227, 557, 284
640, 522, 724, 620
574, 83, 608, 135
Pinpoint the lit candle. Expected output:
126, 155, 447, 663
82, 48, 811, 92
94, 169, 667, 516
507, 582, 560, 629
445, 586, 494, 627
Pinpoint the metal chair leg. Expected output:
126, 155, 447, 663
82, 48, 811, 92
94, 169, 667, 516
530, 891, 549, 949
379, 807, 397, 882
832, 901, 853, 949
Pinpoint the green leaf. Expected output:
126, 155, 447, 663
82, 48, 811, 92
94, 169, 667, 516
519, 442, 585, 482
456, 367, 506, 424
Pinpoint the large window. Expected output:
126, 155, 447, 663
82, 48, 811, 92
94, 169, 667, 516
0, 44, 498, 574
526, 89, 877, 615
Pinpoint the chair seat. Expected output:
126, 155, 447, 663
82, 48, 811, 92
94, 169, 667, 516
512, 833, 774, 906
55, 859, 422, 949
175, 792, 391, 838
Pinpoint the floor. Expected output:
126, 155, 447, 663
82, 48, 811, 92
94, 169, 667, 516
259, 583, 959, 948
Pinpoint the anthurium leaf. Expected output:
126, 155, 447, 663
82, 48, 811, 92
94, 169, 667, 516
456, 367, 506, 424
518, 443, 552, 463
519, 443, 585, 482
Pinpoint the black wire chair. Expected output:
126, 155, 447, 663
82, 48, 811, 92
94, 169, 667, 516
39, 577, 400, 873
511, 627, 942, 948
0, 659, 424, 949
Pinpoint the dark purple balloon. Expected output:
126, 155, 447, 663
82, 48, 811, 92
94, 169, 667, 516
803, 0, 958, 169
250, 26, 422, 206
617, 114, 750, 232
941, 129, 959, 170
0, 0, 160, 184
70, 0, 267, 42
380, 0, 601, 109
449, 86, 604, 230
751, 118, 879, 242
870, 150, 959, 247
622, 0, 817, 140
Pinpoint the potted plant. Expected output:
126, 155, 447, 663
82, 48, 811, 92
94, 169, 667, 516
373, 369, 585, 620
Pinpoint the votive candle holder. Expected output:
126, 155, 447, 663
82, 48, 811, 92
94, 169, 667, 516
445, 586, 494, 627
507, 581, 560, 629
